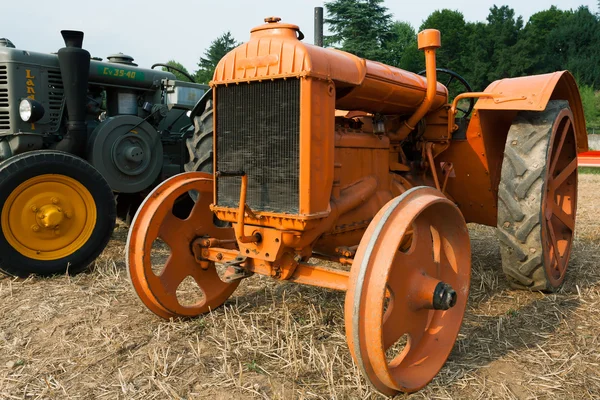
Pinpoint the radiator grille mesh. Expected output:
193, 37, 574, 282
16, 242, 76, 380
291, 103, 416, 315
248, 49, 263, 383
0, 65, 9, 131
215, 79, 300, 214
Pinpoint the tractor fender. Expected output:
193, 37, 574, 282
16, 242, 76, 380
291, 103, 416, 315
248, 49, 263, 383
474, 70, 588, 153
190, 88, 213, 120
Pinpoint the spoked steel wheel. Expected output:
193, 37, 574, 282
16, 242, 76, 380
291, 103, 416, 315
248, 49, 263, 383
345, 187, 471, 395
126, 172, 239, 319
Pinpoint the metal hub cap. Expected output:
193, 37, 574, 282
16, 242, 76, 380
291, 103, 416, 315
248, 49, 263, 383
111, 133, 151, 176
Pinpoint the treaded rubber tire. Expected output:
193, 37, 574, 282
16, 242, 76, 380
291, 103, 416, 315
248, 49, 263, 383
0, 150, 116, 277
182, 100, 230, 228
496, 100, 575, 292
184, 99, 213, 174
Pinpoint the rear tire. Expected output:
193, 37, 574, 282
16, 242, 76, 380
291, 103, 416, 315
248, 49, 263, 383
496, 100, 578, 291
184, 99, 213, 175
0, 150, 116, 277
183, 99, 229, 227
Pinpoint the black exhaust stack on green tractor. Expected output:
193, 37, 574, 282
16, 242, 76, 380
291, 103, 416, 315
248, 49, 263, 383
54, 30, 90, 156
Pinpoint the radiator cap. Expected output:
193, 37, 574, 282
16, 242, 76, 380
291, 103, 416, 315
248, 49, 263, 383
107, 52, 138, 66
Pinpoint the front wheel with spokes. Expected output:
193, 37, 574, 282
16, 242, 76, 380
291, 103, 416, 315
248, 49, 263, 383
345, 186, 471, 395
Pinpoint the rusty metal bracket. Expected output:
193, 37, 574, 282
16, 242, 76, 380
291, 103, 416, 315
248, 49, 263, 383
222, 256, 253, 283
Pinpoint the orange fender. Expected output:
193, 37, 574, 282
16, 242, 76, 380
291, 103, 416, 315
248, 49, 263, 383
475, 71, 588, 153
438, 71, 588, 227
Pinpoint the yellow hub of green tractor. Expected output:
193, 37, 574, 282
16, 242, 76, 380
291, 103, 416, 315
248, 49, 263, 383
1, 174, 97, 261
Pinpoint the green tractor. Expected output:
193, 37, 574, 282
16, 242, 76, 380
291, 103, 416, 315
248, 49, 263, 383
0, 31, 208, 277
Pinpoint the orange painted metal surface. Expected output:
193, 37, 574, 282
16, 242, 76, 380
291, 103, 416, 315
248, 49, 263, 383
542, 109, 578, 287
345, 187, 471, 394
475, 71, 588, 154
578, 150, 600, 167
126, 15, 589, 397
126, 173, 239, 319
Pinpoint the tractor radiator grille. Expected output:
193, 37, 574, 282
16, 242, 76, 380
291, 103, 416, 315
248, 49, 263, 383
46, 69, 65, 131
215, 79, 300, 214
0, 65, 9, 131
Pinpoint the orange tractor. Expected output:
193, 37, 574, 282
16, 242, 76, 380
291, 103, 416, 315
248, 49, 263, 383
125, 17, 588, 395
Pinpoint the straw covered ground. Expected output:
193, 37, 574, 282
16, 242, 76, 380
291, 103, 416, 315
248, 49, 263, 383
1, 173, 599, 399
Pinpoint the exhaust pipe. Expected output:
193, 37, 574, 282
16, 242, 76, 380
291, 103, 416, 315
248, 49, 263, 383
314, 7, 323, 47
54, 30, 90, 156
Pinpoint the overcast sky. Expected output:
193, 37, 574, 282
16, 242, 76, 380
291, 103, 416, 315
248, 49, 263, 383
2, 0, 597, 74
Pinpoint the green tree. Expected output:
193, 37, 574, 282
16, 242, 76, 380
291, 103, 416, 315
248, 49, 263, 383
485, 6, 527, 82
161, 60, 193, 82
419, 9, 469, 73
386, 21, 420, 71
324, 0, 396, 64
195, 32, 238, 84
579, 84, 600, 129
519, 6, 568, 74
548, 6, 600, 88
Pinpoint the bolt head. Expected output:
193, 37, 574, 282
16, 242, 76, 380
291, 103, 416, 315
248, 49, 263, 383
51, 197, 59, 204
31, 205, 38, 212
31, 225, 40, 232
65, 212, 72, 219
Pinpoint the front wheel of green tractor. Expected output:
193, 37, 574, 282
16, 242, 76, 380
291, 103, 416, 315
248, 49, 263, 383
0, 150, 116, 277
496, 100, 578, 292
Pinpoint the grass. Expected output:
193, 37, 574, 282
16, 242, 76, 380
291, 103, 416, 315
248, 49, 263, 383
0, 174, 599, 399
579, 167, 600, 175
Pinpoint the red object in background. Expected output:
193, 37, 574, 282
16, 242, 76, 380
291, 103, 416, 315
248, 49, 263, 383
578, 151, 600, 167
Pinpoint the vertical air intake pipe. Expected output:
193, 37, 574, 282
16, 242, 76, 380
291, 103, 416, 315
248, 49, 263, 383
54, 30, 90, 156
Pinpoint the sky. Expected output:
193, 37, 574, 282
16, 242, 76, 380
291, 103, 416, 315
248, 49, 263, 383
2, 0, 598, 74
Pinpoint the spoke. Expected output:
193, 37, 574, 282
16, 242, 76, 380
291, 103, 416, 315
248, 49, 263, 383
552, 205, 575, 231
190, 266, 228, 301
549, 118, 571, 176
157, 252, 192, 294
446, 75, 455, 88
552, 158, 577, 189
546, 220, 566, 273
405, 309, 433, 350
158, 211, 188, 248
409, 219, 435, 265
382, 298, 430, 351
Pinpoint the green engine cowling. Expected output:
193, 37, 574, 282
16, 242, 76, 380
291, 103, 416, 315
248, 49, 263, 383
0, 33, 207, 195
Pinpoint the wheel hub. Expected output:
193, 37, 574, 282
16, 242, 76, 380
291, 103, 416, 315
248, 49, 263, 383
36, 204, 65, 229
1, 175, 96, 260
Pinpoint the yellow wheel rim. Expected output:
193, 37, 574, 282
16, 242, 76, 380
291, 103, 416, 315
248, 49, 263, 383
1, 174, 97, 261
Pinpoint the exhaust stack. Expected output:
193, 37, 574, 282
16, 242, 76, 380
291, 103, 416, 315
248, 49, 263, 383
54, 30, 90, 155
314, 7, 323, 47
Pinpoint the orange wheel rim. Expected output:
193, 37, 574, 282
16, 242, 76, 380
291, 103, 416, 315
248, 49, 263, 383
543, 109, 577, 287
345, 187, 471, 395
126, 172, 239, 319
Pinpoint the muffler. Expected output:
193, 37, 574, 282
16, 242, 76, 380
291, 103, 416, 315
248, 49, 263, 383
54, 30, 90, 156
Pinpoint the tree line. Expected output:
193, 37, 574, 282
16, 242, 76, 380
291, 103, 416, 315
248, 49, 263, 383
168, 1, 600, 129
